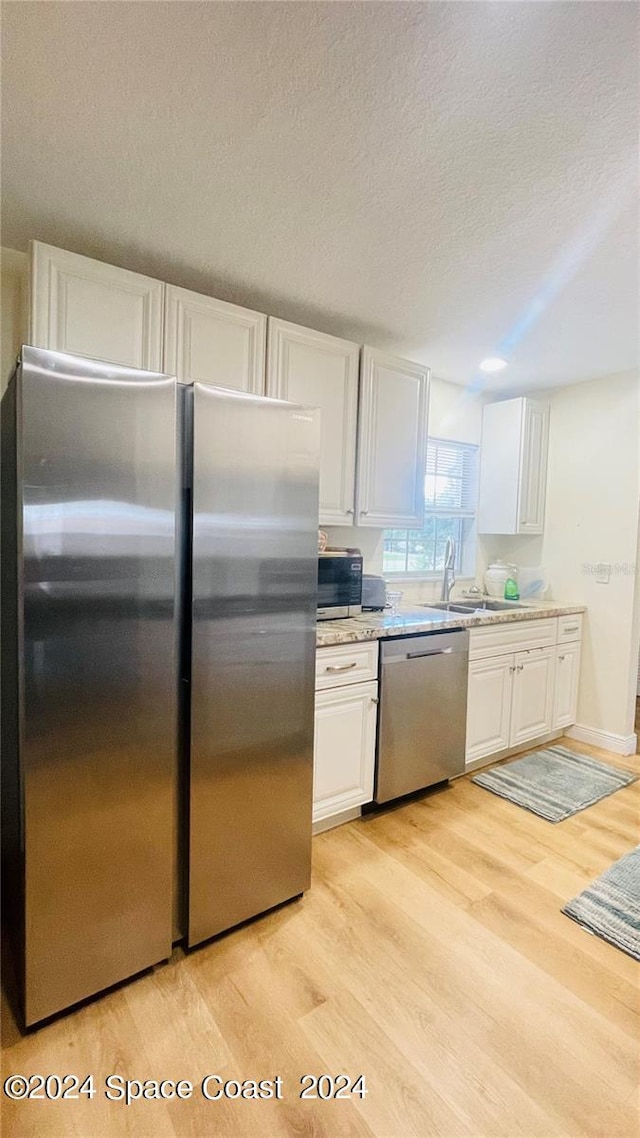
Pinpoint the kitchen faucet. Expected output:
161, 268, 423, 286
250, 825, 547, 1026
440, 536, 456, 602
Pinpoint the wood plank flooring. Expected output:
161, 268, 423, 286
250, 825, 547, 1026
2, 736, 639, 1138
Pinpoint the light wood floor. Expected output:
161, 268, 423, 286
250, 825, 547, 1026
2, 737, 639, 1138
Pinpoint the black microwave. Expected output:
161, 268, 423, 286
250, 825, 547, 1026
317, 552, 363, 620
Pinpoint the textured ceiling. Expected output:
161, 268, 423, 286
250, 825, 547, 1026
2, 1, 638, 391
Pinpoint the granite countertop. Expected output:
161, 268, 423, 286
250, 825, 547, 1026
316, 599, 586, 647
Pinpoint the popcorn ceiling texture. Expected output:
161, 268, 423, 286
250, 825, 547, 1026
2, 2, 637, 390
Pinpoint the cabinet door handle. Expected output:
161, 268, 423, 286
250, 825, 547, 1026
325, 661, 358, 673
509, 665, 516, 672
346, 507, 354, 515
558, 654, 565, 662
517, 664, 524, 671
361, 509, 369, 516
370, 697, 379, 705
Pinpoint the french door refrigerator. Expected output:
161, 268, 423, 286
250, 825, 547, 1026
1, 346, 178, 1026
2, 348, 320, 1026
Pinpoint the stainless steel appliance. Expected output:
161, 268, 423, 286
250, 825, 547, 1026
362, 573, 387, 611
182, 382, 320, 946
1, 347, 177, 1026
317, 551, 363, 619
2, 351, 320, 1024
374, 629, 469, 804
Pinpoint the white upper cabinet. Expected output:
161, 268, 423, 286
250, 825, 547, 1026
164, 285, 266, 393
30, 241, 164, 370
267, 318, 359, 525
477, 397, 550, 535
356, 347, 430, 528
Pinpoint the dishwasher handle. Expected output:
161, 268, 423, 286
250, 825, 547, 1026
406, 646, 454, 659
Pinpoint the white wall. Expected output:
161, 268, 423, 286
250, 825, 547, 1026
1, 248, 27, 395
491, 371, 640, 743
324, 375, 486, 602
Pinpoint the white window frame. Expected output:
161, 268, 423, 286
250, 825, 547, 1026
383, 437, 479, 581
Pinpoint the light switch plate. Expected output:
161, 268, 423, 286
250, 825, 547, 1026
595, 563, 611, 584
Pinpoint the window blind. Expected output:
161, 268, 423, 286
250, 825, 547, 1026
424, 438, 479, 515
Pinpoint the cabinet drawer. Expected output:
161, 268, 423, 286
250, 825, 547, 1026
469, 618, 556, 660
315, 642, 379, 690
556, 614, 583, 643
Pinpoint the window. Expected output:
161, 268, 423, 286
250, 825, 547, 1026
383, 438, 479, 577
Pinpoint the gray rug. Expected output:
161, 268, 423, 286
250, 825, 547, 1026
471, 745, 637, 822
562, 846, 640, 960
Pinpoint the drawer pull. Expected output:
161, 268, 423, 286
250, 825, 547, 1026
563, 624, 579, 632
325, 661, 358, 673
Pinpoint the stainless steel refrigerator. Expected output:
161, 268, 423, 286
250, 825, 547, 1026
180, 380, 320, 947
2, 348, 320, 1026
1, 346, 177, 1026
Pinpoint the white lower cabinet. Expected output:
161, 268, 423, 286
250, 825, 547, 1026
466, 656, 514, 764
553, 641, 581, 729
313, 643, 379, 825
313, 682, 378, 823
466, 616, 583, 766
510, 647, 556, 746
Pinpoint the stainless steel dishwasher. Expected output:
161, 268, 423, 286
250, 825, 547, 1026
374, 629, 469, 804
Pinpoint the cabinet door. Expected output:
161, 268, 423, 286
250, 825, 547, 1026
553, 642, 581, 729
466, 656, 514, 764
267, 319, 359, 525
164, 285, 266, 393
356, 348, 429, 527
30, 242, 164, 370
510, 647, 556, 746
313, 682, 378, 822
518, 400, 549, 533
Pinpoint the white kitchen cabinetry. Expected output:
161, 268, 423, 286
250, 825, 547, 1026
356, 347, 430, 528
267, 319, 359, 525
466, 656, 514, 764
553, 641, 581, 730
30, 241, 164, 370
510, 647, 556, 746
165, 285, 266, 392
466, 615, 582, 765
477, 397, 550, 535
313, 643, 379, 826
314, 682, 378, 823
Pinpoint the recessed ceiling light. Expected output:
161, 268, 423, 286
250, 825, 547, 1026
479, 357, 508, 373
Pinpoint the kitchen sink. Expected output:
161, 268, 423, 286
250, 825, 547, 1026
422, 600, 528, 613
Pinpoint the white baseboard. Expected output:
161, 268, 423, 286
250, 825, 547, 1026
463, 730, 564, 774
565, 723, 638, 756
312, 805, 362, 834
